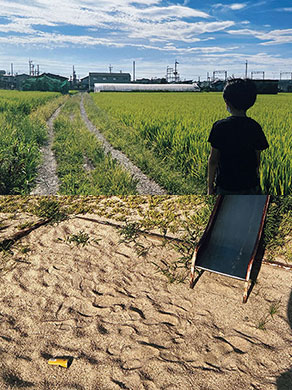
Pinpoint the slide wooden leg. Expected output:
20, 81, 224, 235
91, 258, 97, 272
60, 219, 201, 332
243, 280, 249, 303
190, 252, 196, 288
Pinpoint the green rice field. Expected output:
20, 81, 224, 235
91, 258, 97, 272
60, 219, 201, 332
0, 90, 137, 195
0, 89, 291, 195
87, 92, 292, 195
0, 90, 66, 194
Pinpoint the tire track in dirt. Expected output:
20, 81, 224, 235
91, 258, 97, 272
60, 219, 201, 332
30, 106, 62, 195
80, 94, 167, 195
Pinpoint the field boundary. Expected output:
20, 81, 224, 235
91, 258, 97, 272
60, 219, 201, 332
80, 94, 167, 195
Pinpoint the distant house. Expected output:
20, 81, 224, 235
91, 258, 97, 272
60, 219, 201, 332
0, 74, 16, 89
80, 75, 89, 90
208, 79, 279, 94
15, 74, 30, 90
87, 72, 131, 91
278, 80, 292, 92
39, 73, 68, 82
210, 79, 225, 92
253, 79, 278, 94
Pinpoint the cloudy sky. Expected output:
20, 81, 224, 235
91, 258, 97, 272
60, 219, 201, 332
0, 0, 291, 80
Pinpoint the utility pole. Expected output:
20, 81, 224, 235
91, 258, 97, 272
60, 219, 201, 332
166, 66, 174, 83
73, 65, 76, 84
245, 60, 248, 78
174, 60, 179, 83
29, 59, 33, 76
133, 61, 136, 82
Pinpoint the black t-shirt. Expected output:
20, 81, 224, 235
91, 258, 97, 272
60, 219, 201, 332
208, 116, 269, 191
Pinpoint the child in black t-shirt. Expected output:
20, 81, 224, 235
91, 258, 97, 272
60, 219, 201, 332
207, 78, 269, 195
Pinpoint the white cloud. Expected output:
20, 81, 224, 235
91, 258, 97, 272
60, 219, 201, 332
0, 0, 219, 48
213, 3, 247, 11
0, 1, 209, 26
227, 28, 292, 45
229, 3, 247, 10
0, 32, 126, 48
133, 5, 210, 20
227, 28, 260, 36
128, 20, 234, 42
0, 30, 239, 56
276, 8, 292, 12
0, 0, 236, 48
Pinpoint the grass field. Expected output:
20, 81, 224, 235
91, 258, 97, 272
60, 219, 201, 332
86, 92, 292, 195
0, 90, 67, 194
1, 90, 291, 195
52, 95, 137, 195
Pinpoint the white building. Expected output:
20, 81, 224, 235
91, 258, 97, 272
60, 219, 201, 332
94, 83, 200, 92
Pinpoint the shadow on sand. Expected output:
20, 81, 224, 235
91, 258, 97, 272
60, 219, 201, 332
276, 290, 292, 389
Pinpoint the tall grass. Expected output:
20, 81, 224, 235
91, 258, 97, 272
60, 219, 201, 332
0, 90, 64, 194
88, 92, 292, 195
52, 95, 137, 195
84, 93, 203, 194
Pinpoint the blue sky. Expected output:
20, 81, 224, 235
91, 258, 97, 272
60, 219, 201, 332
0, 0, 291, 80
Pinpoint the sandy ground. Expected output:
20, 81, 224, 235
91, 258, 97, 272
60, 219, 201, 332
0, 212, 291, 390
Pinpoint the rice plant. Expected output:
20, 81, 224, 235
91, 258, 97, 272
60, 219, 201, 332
89, 92, 292, 195
0, 90, 64, 194
52, 95, 137, 195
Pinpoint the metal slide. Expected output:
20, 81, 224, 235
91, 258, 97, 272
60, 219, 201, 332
190, 195, 270, 302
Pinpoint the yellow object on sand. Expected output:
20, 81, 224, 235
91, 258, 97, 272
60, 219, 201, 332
48, 358, 69, 368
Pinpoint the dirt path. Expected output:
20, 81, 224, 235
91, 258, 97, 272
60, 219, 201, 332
30, 107, 62, 195
80, 94, 167, 195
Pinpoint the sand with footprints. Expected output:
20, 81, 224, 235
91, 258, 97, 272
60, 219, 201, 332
0, 209, 291, 390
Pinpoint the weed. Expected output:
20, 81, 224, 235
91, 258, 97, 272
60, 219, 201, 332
256, 299, 282, 330
257, 317, 268, 331
118, 221, 141, 243
134, 242, 149, 257
269, 299, 281, 318
17, 222, 34, 230
66, 230, 91, 247
0, 240, 14, 253
19, 246, 31, 254
33, 198, 67, 223
151, 261, 185, 284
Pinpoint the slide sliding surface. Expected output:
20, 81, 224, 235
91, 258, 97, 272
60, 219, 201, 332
194, 195, 269, 281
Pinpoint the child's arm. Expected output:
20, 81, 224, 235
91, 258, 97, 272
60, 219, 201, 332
208, 147, 220, 195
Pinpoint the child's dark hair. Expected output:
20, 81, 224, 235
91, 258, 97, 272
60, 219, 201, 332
223, 78, 257, 110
